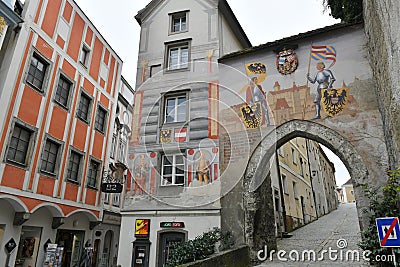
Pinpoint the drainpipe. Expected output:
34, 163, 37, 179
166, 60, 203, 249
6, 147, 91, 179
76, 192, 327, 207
305, 139, 318, 220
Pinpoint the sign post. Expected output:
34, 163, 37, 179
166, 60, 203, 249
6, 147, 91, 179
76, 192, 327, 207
376, 217, 400, 266
4, 238, 17, 267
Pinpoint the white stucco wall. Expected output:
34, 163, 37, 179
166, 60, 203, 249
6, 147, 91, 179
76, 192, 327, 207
118, 211, 220, 267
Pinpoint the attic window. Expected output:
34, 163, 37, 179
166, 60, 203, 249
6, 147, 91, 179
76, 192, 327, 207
170, 11, 188, 34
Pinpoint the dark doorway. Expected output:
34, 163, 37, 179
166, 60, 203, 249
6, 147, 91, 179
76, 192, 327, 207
158, 232, 185, 267
55, 230, 85, 267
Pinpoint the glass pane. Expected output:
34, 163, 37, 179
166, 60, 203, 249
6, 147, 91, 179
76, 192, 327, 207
180, 48, 188, 67
169, 49, 179, 69
163, 166, 173, 175
175, 156, 183, 164
181, 17, 187, 31
175, 175, 184, 184
176, 168, 184, 175
163, 156, 172, 165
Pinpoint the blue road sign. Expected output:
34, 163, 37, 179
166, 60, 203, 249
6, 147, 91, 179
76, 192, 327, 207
376, 217, 400, 247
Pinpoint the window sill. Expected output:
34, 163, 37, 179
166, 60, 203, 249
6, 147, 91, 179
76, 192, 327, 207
53, 99, 70, 112
79, 61, 88, 69
26, 82, 45, 94
168, 29, 188, 36
40, 170, 58, 178
87, 185, 98, 191
164, 67, 190, 74
66, 179, 80, 186
5, 159, 28, 170
94, 128, 105, 136
76, 116, 90, 126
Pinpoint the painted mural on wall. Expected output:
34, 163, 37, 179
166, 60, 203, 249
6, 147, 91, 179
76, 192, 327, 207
186, 147, 219, 187
131, 153, 157, 196
219, 37, 370, 132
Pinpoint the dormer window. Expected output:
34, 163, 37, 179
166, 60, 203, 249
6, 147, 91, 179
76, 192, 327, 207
169, 11, 188, 34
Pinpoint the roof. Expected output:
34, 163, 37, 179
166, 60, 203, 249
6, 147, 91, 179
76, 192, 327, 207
275, 98, 290, 110
135, 0, 251, 48
342, 178, 353, 186
219, 22, 363, 61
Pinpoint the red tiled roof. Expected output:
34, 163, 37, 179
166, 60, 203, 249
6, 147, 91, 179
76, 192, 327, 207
275, 98, 290, 110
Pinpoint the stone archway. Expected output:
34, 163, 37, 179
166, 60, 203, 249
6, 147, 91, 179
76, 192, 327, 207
222, 119, 373, 262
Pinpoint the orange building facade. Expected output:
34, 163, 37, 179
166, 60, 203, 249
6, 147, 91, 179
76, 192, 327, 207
0, 0, 122, 266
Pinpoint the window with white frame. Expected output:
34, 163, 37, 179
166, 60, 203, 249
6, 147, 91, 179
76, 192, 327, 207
170, 11, 188, 33
166, 42, 189, 70
164, 94, 187, 123
161, 154, 185, 186
117, 139, 126, 163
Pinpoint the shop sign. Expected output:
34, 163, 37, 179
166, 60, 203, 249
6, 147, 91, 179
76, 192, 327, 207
102, 212, 121, 225
101, 182, 123, 193
5, 238, 17, 254
160, 222, 185, 228
135, 219, 150, 238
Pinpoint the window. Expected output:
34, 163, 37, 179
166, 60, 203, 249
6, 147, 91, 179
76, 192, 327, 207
278, 147, 284, 157
55, 75, 72, 108
40, 139, 60, 174
164, 95, 187, 123
166, 42, 189, 70
117, 139, 126, 163
299, 157, 304, 176
293, 181, 298, 199
66, 151, 82, 183
170, 12, 187, 33
291, 148, 297, 164
281, 174, 288, 194
79, 45, 90, 66
110, 134, 116, 159
95, 106, 107, 133
77, 92, 91, 122
87, 160, 100, 188
26, 53, 48, 91
161, 154, 185, 186
6, 124, 33, 165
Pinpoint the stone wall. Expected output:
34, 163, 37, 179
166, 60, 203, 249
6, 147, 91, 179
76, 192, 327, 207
364, 0, 400, 168
179, 245, 250, 267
